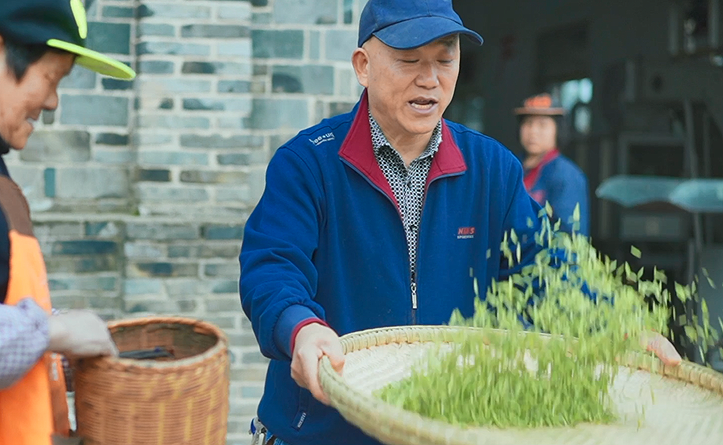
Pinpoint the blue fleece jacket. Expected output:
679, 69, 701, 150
239, 91, 547, 445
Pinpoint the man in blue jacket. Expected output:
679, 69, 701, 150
240, 1, 680, 444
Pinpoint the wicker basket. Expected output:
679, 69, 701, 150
73, 317, 230, 445
318, 325, 723, 445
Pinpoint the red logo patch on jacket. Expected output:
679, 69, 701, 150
457, 227, 475, 240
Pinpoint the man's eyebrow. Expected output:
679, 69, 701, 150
437, 35, 459, 47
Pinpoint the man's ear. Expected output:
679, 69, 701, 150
352, 47, 370, 88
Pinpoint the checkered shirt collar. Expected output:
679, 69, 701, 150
368, 108, 442, 158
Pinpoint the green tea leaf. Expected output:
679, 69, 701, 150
707, 276, 717, 289
685, 325, 698, 341
378, 219, 687, 430
544, 201, 553, 218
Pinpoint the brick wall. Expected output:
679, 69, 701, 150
4, 0, 367, 443
250, 0, 365, 154
135, 0, 260, 219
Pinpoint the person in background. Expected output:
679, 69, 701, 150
0, 0, 136, 443
515, 93, 590, 236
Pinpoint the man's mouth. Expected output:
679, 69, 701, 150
409, 98, 438, 110
26, 117, 38, 128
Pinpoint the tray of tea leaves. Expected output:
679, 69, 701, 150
319, 232, 723, 445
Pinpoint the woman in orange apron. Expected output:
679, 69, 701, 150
0, 1, 135, 444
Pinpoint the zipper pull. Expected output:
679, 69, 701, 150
411, 281, 418, 310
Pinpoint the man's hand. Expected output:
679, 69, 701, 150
48, 310, 119, 359
291, 323, 345, 405
642, 331, 682, 367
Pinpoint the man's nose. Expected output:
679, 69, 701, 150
415, 62, 440, 88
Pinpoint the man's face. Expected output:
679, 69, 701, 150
354, 36, 460, 142
0, 41, 74, 150
520, 115, 557, 156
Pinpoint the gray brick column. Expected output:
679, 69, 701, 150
134, 0, 260, 219
250, 0, 368, 156
134, 2, 259, 442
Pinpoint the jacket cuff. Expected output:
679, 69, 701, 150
274, 304, 325, 358
290, 318, 330, 355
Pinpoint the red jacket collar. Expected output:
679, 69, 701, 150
523, 149, 560, 191
339, 90, 467, 203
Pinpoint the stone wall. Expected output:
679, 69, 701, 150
134, 0, 259, 219
3, 0, 368, 443
250, 0, 364, 152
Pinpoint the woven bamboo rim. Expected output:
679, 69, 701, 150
74, 316, 230, 445
90, 316, 228, 373
318, 325, 723, 445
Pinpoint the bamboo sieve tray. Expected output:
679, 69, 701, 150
318, 326, 723, 445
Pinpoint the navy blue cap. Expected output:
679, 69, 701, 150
358, 0, 483, 50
